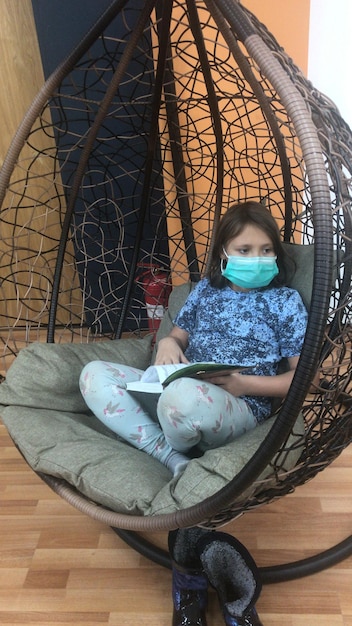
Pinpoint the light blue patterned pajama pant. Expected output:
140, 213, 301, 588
79, 361, 257, 469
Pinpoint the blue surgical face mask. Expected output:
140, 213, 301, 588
221, 250, 279, 289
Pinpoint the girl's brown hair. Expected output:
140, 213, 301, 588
206, 201, 294, 288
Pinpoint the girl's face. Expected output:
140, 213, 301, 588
220, 224, 278, 291
222, 224, 275, 258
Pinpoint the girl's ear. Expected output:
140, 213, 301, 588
220, 246, 227, 260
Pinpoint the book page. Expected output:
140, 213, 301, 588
139, 363, 190, 384
126, 380, 163, 393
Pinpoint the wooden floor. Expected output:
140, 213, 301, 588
0, 419, 351, 626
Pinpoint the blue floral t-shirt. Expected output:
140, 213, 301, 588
173, 278, 308, 422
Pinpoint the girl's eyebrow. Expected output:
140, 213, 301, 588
234, 242, 272, 248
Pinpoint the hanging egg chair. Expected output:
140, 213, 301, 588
0, 0, 351, 583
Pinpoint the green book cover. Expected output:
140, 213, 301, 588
126, 361, 246, 394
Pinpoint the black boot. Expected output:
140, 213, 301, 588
196, 532, 264, 626
168, 528, 209, 626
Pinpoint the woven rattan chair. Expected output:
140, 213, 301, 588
0, 0, 351, 583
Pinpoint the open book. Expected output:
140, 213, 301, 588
126, 361, 245, 394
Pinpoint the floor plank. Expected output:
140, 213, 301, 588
0, 421, 351, 625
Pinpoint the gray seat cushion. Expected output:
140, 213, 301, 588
0, 327, 304, 516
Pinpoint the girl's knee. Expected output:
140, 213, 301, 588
158, 378, 201, 413
157, 377, 258, 452
158, 378, 227, 421
79, 360, 101, 394
79, 360, 126, 399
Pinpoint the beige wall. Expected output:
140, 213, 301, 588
244, 0, 310, 74
0, 0, 44, 168
0, 1, 80, 329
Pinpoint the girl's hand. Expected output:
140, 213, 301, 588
206, 356, 301, 398
205, 371, 249, 396
154, 327, 190, 365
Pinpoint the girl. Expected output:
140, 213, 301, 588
79, 201, 308, 475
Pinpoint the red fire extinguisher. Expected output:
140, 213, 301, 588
137, 264, 171, 336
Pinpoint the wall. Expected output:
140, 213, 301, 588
0, 0, 85, 328
308, 0, 352, 128
245, 0, 352, 130
31, 0, 112, 78
244, 0, 310, 74
0, 0, 43, 169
